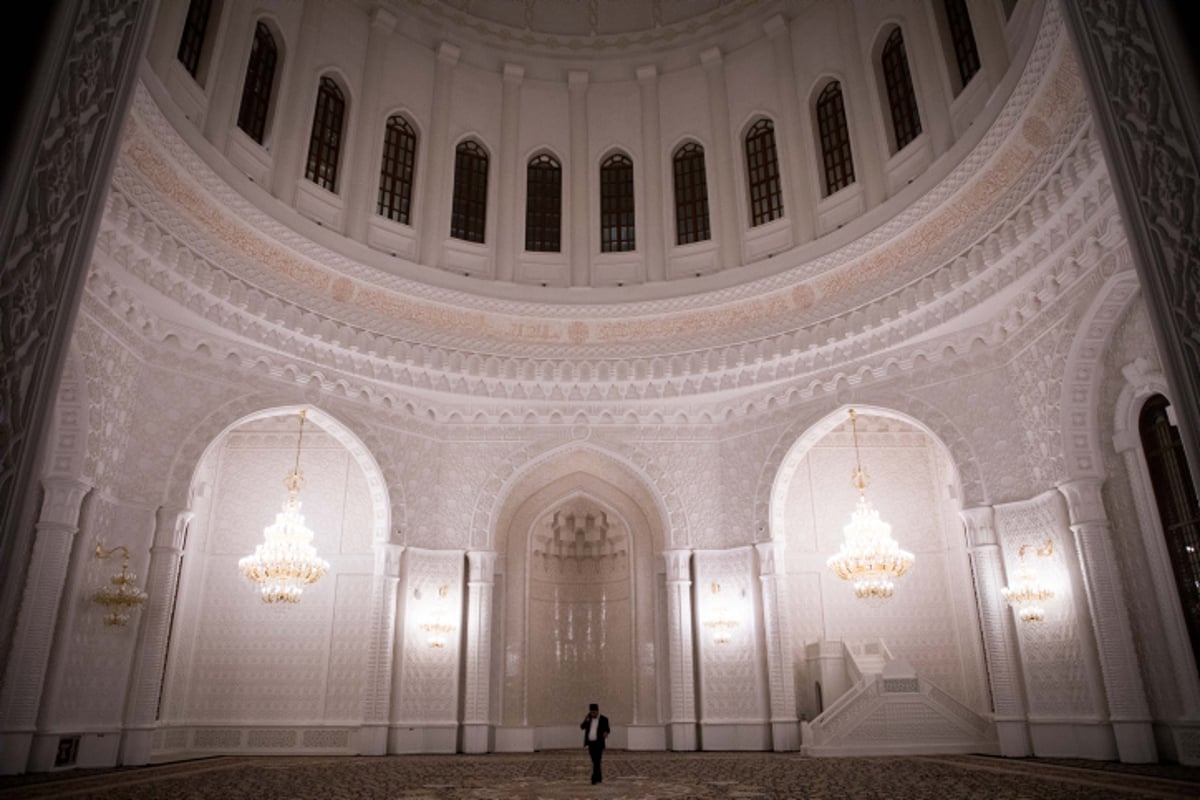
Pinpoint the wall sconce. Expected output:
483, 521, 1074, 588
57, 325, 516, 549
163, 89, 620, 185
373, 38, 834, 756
1002, 539, 1055, 622
703, 582, 738, 645
92, 543, 148, 626
420, 584, 456, 648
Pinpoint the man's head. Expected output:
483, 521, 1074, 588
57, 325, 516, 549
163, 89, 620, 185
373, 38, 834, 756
589, 703, 599, 717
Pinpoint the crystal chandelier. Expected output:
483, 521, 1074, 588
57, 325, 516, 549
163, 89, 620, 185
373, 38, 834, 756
421, 584, 456, 648
239, 410, 330, 603
703, 582, 738, 644
92, 543, 149, 626
827, 409, 915, 599
1002, 539, 1054, 622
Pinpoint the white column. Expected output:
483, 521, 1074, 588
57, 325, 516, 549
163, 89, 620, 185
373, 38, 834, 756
147, 0, 190, 76
494, 64, 524, 282
345, 7, 398, 243
763, 15, 815, 246
417, 42, 460, 270
833, 0, 885, 207
907, 4, 954, 158
0, 477, 91, 775
700, 48, 742, 270
755, 541, 799, 751
966, 0, 1010, 91
960, 505, 1032, 757
462, 550, 497, 753
663, 549, 698, 751
118, 505, 193, 766
361, 543, 403, 755
568, 69, 590, 286
1059, 478, 1157, 763
636, 65, 665, 282
201, 1, 254, 152
269, 0, 324, 204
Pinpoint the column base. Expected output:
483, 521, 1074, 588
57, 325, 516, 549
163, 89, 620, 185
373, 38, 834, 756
771, 720, 801, 751
461, 723, 491, 754
359, 725, 388, 756
118, 727, 153, 766
668, 722, 697, 751
995, 719, 1032, 757
0, 732, 32, 774
1112, 721, 1157, 763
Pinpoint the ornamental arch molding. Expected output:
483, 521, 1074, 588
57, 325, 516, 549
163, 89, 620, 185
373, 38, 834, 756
162, 394, 396, 543
471, 437, 680, 554
43, 345, 90, 481
1060, 266, 1141, 481
759, 397, 983, 543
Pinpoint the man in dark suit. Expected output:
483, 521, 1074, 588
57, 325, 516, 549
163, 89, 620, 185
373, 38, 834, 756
580, 702, 610, 784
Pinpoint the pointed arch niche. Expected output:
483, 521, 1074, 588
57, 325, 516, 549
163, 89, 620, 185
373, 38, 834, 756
155, 406, 390, 756
491, 447, 668, 752
768, 407, 988, 726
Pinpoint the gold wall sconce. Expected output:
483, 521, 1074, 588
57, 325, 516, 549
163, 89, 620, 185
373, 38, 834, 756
703, 582, 738, 645
420, 584, 456, 648
1001, 539, 1055, 622
92, 543, 148, 626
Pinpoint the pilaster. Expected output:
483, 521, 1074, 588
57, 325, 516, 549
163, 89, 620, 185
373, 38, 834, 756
833, 0, 885, 207
494, 64, 524, 282
960, 505, 1031, 757
119, 505, 193, 766
700, 48, 742, 270
201, 1, 255, 152
416, 42, 461, 269
462, 550, 497, 753
361, 542, 403, 755
1058, 478, 1157, 763
755, 541, 799, 751
763, 15, 814, 246
269, 0, 324, 204
636, 65, 665, 282
663, 549, 697, 750
568, 70, 590, 286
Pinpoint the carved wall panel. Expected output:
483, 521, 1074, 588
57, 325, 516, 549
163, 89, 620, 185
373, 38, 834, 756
396, 548, 464, 724
694, 547, 765, 722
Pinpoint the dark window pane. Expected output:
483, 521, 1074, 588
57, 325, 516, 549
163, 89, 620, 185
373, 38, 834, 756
944, 0, 981, 90
177, 0, 212, 78
816, 81, 855, 195
304, 77, 345, 192
525, 154, 562, 252
378, 116, 417, 225
882, 28, 923, 152
600, 153, 635, 252
673, 142, 711, 245
745, 119, 783, 227
451, 141, 488, 243
236, 22, 278, 145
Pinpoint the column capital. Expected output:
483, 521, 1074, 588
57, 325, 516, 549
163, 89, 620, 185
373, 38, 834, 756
960, 505, 997, 548
37, 476, 92, 526
375, 543, 405, 577
437, 42, 461, 65
1058, 478, 1107, 526
755, 540, 786, 576
153, 505, 193, 551
368, 6, 397, 33
762, 13, 788, 38
663, 549, 692, 582
467, 549, 498, 582
699, 46, 723, 68
503, 62, 525, 83
636, 64, 657, 82
568, 69, 589, 89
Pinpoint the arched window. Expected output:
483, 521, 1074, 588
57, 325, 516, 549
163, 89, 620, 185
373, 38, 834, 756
177, 0, 214, 78
1139, 394, 1200, 674
600, 153, 635, 253
672, 142, 710, 245
881, 28, 923, 153
304, 77, 346, 193
745, 119, 783, 227
944, 0, 981, 91
378, 116, 417, 225
816, 82, 855, 196
525, 154, 562, 252
236, 22, 278, 145
451, 141, 488, 243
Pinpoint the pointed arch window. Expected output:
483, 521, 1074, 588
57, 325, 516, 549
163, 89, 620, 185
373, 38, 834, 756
600, 153, 635, 253
881, 28, 922, 152
236, 22, 278, 145
944, 0, 981, 91
378, 116, 417, 225
816, 81, 855, 196
745, 119, 783, 227
451, 141, 489, 243
1139, 394, 1200, 675
305, 77, 346, 193
525, 154, 562, 252
673, 142, 710, 245
177, 0, 214, 78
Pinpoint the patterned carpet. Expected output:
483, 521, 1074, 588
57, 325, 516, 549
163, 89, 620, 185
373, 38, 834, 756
1, 751, 1198, 799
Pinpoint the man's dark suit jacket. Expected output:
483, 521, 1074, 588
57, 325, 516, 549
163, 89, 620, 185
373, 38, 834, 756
580, 714, 611, 748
